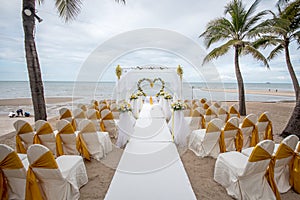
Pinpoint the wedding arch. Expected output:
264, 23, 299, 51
115, 66, 182, 100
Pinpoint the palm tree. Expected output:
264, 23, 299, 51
255, 0, 300, 137
22, 0, 124, 121
200, 0, 269, 116
257, 0, 300, 99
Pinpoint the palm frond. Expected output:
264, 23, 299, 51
200, 18, 235, 48
202, 40, 237, 65
55, 0, 83, 22
268, 44, 284, 60
242, 46, 269, 68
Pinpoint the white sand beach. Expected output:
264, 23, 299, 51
0, 96, 299, 199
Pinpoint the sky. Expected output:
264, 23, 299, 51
0, 0, 299, 83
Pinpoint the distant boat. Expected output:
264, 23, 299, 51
266, 82, 271, 84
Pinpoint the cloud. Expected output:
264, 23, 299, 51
0, 0, 297, 83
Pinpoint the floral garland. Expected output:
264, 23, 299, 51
130, 94, 138, 100
136, 77, 165, 97
118, 102, 132, 112
171, 100, 187, 111
164, 92, 172, 100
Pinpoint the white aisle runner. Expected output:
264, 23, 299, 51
105, 104, 196, 200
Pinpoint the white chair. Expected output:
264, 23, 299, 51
110, 103, 120, 119
56, 119, 79, 156
228, 104, 240, 119
188, 118, 224, 158
13, 120, 35, 153
59, 108, 76, 130
86, 109, 103, 131
101, 109, 118, 138
214, 140, 276, 200
240, 114, 258, 149
34, 120, 56, 156
219, 117, 242, 153
26, 144, 88, 200
203, 107, 217, 128
257, 112, 273, 141
77, 103, 87, 112
242, 135, 299, 194
217, 105, 229, 123
185, 107, 205, 133
296, 141, 300, 153
77, 119, 112, 161
0, 144, 28, 200
73, 108, 86, 131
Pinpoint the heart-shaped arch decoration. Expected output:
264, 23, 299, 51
136, 78, 165, 96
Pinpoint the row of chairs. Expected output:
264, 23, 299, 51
60, 106, 118, 138
0, 143, 88, 199
14, 119, 112, 160
214, 136, 300, 199
188, 112, 273, 158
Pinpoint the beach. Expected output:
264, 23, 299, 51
0, 96, 299, 200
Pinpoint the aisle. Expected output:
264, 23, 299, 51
104, 104, 196, 200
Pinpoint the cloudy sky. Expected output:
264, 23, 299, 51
0, 0, 299, 83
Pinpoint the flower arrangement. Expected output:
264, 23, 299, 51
118, 102, 132, 112
115, 65, 122, 79
156, 90, 165, 97
171, 100, 186, 111
177, 65, 183, 79
130, 94, 138, 100
136, 90, 146, 96
164, 93, 172, 100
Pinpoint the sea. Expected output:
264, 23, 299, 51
0, 81, 295, 102
0, 81, 295, 116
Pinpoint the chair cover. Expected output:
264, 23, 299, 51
101, 109, 118, 138
34, 120, 56, 156
131, 99, 140, 118
296, 141, 300, 153
219, 117, 243, 153
59, 108, 76, 130
214, 140, 276, 200
203, 107, 217, 128
116, 112, 135, 148
13, 120, 35, 153
56, 120, 79, 157
188, 118, 224, 158
99, 104, 110, 114
26, 144, 88, 200
0, 144, 28, 200
73, 108, 86, 131
228, 104, 240, 119
76, 120, 112, 161
242, 135, 299, 194
77, 103, 87, 112
110, 103, 120, 119
217, 105, 229, 123
86, 109, 103, 131
200, 98, 207, 104
257, 112, 273, 141
168, 109, 190, 147
185, 108, 205, 133
240, 114, 258, 148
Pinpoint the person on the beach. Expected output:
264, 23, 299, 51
8, 111, 16, 118
16, 109, 23, 117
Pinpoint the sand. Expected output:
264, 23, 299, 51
0, 97, 299, 200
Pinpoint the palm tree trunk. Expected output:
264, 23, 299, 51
22, 0, 47, 121
281, 92, 300, 138
284, 40, 299, 101
234, 47, 246, 116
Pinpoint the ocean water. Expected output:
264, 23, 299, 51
0, 81, 295, 102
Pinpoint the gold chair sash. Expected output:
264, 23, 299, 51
33, 122, 54, 144
150, 96, 153, 105
219, 122, 243, 153
241, 118, 259, 147
76, 122, 96, 161
205, 108, 215, 115
258, 113, 273, 140
60, 109, 72, 120
229, 106, 240, 118
0, 151, 24, 200
26, 151, 58, 200
56, 123, 75, 157
292, 154, 300, 193
16, 123, 34, 154
200, 98, 206, 104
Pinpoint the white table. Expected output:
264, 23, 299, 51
105, 104, 196, 200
